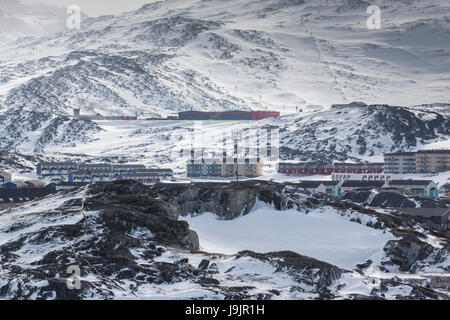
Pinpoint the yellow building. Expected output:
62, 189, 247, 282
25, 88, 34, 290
221, 159, 263, 177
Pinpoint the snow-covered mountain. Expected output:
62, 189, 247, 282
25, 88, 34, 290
0, 0, 73, 45
2, 103, 449, 172
279, 103, 450, 161
0, 0, 449, 163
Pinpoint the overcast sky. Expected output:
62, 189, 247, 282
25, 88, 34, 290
22, 0, 157, 17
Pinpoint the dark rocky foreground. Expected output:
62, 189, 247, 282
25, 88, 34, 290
341, 188, 450, 209
0, 180, 448, 300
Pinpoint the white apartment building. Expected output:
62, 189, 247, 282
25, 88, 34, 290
384, 152, 416, 174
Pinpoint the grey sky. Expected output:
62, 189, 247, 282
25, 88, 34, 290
22, 0, 157, 17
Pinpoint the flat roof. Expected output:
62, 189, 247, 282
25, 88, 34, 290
136, 168, 174, 173
293, 181, 322, 188
179, 110, 277, 114
416, 149, 450, 154
388, 180, 433, 186
71, 170, 111, 174
79, 163, 112, 167
321, 181, 340, 186
279, 162, 332, 167
384, 152, 416, 156
39, 162, 78, 166
392, 208, 450, 217
56, 182, 90, 186
341, 180, 385, 188
113, 164, 146, 168
121, 173, 160, 178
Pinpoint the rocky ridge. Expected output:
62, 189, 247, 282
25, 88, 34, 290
0, 180, 448, 299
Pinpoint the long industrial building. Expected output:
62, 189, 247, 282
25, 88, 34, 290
178, 111, 280, 121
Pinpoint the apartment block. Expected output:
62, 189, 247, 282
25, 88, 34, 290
415, 150, 450, 173
221, 160, 263, 177
384, 152, 417, 174
187, 159, 263, 178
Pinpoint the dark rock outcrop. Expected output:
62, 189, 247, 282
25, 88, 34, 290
0, 180, 448, 300
237, 250, 343, 289
342, 189, 450, 209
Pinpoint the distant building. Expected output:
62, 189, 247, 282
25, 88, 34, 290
278, 162, 383, 176
117, 173, 160, 185
68, 171, 89, 183
38, 161, 173, 183
0, 185, 57, 203
91, 170, 114, 183
384, 149, 450, 174
316, 181, 343, 197
415, 150, 450, 173
2, 182, 18, 189
69, 170, 113, 183
187, 159, 262, 178
291, 181, 323, 193
385, 180, 438, 198
187, 163, 208, 177
112, 164, 146, 174
340, 180, 386, 193
73, 108, 138, 120
278, 162, 334, 175
187, 160, 222, 177
384, 152, 417, 174
0, 170, 12, 185
55, 182, 90, 191
332, 163, 384, 174
78, 163, 113, 172
178, 111, 280, 121
392, 208, 450, 231
3, 181, 28, 189
24, 180, 46, 188
290, 180, 343, 197
37, 162, 78, 176
135, 168, 174, 178
221, 160, 263, 177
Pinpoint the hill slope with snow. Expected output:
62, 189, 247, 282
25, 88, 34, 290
0, 0, 74, 45
0, 0, 449, 164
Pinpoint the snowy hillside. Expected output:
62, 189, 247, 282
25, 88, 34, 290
30, 103, 447, 173
0, 0, 73, 45
1, 0, 449, 113
2, 103, 448, 175
0, 0, 449, 165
